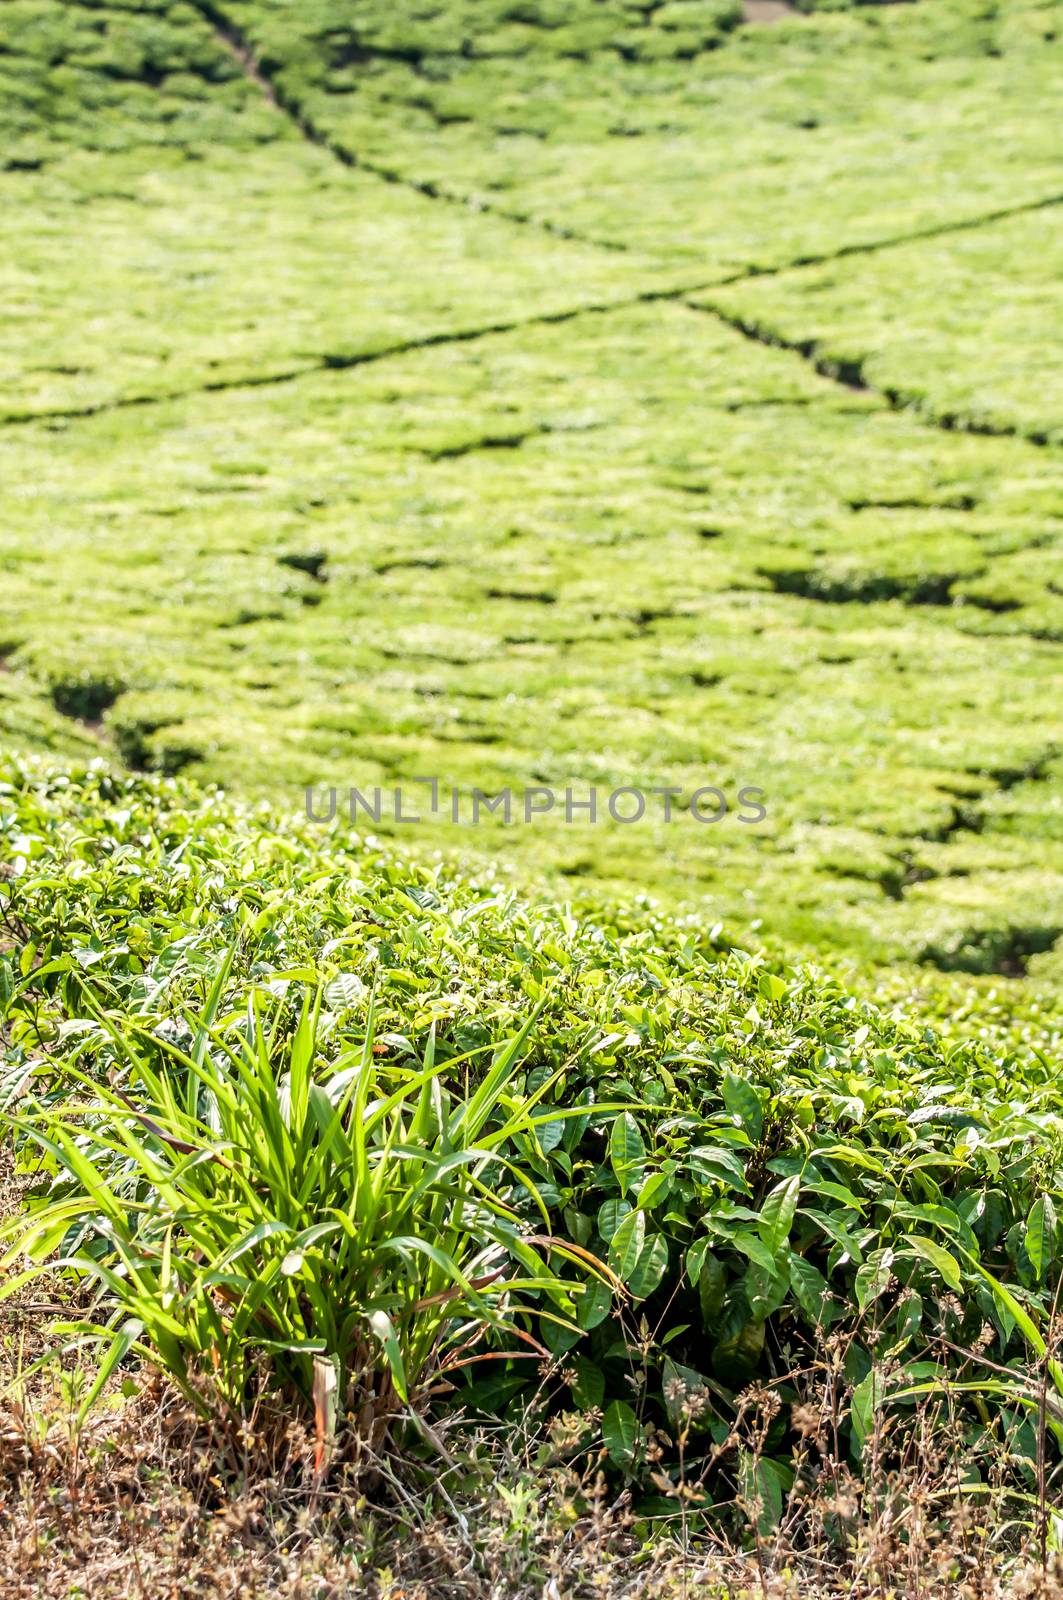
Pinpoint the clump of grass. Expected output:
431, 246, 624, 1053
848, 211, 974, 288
1, 971, 619, 1469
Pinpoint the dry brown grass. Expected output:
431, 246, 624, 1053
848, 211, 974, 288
4, 1338, 1063, 1600
4, 1148, 1063, 1600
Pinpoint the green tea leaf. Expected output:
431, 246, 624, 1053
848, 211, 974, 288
788, 1253, 831, 1326
904, 1235, 962, 1292
738, 1451, 789, 1535
597, 1196, 632, 1240
698, 1255, 727, 1327
609, 1208, 647, 1282
323, 973, 366, 1011
609, 1112, 646, 1196
575, 1275, 613, 1330
849, 1368, 882, 1460
635, 1169, 673, 1212
712, 1318, 764, 1385
758, 1175, 800, 1257
0, 957, 14, 1013
570, 1355, 605, 1410
602, 1400, 641, 1469
730, 1229, 778, 1274
855, 1248, 894, 1311
686, 1236, 711, 1287
758, 972, 788, 1005
1026, 1196, 1056, 1283
627, 1233, 669, 1300
722, 1074, 763, 1141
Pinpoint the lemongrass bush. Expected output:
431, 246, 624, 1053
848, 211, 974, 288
3, 759, 1063, 1513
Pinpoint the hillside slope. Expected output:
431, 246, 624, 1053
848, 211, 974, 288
3, 760, 1063, 1490
1, 0, 1060, 981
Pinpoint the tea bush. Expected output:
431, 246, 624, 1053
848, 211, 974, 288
4, 760, 1063, 1505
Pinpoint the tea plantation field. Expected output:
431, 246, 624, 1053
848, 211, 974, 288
1, 0, 1061, 984
3, 6, 1063, 1590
